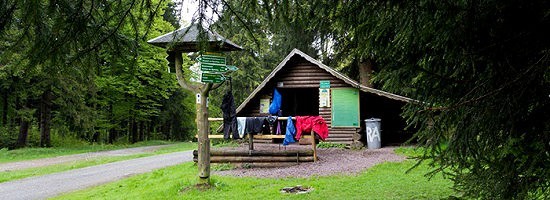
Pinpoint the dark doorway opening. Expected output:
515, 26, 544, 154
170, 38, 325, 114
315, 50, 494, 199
359, 92, 414, 146
279, 88, 319, 117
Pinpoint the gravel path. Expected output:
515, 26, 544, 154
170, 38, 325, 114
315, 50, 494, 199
0, 150, 193, 200
214, 144, 405, 178
0, 144, 175, 172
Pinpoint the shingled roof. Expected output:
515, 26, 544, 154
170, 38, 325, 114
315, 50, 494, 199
147, 24, 243, 52
236, 49, 412, 114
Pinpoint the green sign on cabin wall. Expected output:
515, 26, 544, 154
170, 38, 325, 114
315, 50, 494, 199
331, 88, 360, 127
320, 80, 330, 88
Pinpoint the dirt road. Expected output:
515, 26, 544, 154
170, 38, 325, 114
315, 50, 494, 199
0, 144, 175, 172
0, 150, 193, 200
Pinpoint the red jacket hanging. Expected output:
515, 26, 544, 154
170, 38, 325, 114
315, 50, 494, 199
295, 116, 329, 140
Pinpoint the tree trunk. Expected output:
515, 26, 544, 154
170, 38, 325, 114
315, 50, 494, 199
128, 119, 132, 143
130, 118, 138, 143
91, 131, 100, 143
2, 90, 7, 126
16, 119, 30, 148
147, 121, 153, 140
138, 121, 145, 141
166, 123, 172, 140
40, 90, 52, 147
108, 128, 117, 144
108, 105, 116, 144
197, 84, 212, 185
359, 58, 374, 87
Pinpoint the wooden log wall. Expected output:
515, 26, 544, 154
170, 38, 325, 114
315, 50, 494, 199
274, 60, 349, 89
192, 149, 315, 168
238, 56, 359, 145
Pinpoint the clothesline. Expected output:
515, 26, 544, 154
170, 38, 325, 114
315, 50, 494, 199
211, 116, 326, 162
208, 117, 296, 121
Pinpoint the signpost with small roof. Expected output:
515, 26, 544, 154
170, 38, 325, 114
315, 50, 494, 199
147, 23, 242, 185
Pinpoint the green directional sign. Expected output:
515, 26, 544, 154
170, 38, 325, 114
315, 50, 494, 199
226, 65, 239, 71
196, 55, 226, 65
201, 73, 225, 83
200, 63, 228, 72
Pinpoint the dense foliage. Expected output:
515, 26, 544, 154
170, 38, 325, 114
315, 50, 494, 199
0, 0, 196, 148
211, 0, 549, 198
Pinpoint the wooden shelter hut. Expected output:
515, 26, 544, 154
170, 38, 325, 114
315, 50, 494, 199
237, 49, 413, 147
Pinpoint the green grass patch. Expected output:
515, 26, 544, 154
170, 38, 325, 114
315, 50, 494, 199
316, 142, 347, 149
394, 146, 427, 158
211, 163, 236, 171
0, 140, 180, 163
150, 142, 197, 154
211, 140, 241, 148
53, 149, 456, 200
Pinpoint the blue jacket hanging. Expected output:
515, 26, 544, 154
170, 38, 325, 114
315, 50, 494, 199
269, 88, 282, 115
283, 116, 296, 146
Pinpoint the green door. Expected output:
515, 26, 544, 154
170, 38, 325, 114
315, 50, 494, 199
331, 88, 360, 127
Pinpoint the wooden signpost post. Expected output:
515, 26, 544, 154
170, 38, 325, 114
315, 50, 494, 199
147, 24, 243, 185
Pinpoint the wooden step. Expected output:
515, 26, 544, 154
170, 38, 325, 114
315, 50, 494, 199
330, 127, 359, 130
323, 141, 353, 145
235, 162, 299, 168
327, 134, 354, 138
325, 137, 353, 142
329, 129, 358, 133
329, 130, 356, 133
329, 131, 359, 134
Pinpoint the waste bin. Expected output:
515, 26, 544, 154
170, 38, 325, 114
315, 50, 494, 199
364, 118, 381, 149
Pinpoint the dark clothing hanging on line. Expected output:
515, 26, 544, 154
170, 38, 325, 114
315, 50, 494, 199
266, 115, 278, 134
221, 90, 238, 139
245, 117, 267, 134
266, 115, 277, 125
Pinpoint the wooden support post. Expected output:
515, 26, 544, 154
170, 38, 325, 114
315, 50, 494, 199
174, 52, 211, 184
196, 85, 212, 185
311, 131, 317, 162
248, 133, 254, 151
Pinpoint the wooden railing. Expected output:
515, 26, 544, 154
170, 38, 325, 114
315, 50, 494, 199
203, 117, 317, 161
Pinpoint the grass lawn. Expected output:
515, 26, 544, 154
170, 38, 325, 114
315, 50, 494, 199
0, 142, 197, 183
53, 148, 457, 200
0, 140, 181, 163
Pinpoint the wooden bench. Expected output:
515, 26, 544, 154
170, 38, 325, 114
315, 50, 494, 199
196, 133, 317, 161
195, 134, 312, 139
202, 117, 317, 161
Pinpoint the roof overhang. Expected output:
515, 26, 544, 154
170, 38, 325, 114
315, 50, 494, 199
147, 24, 243, 52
